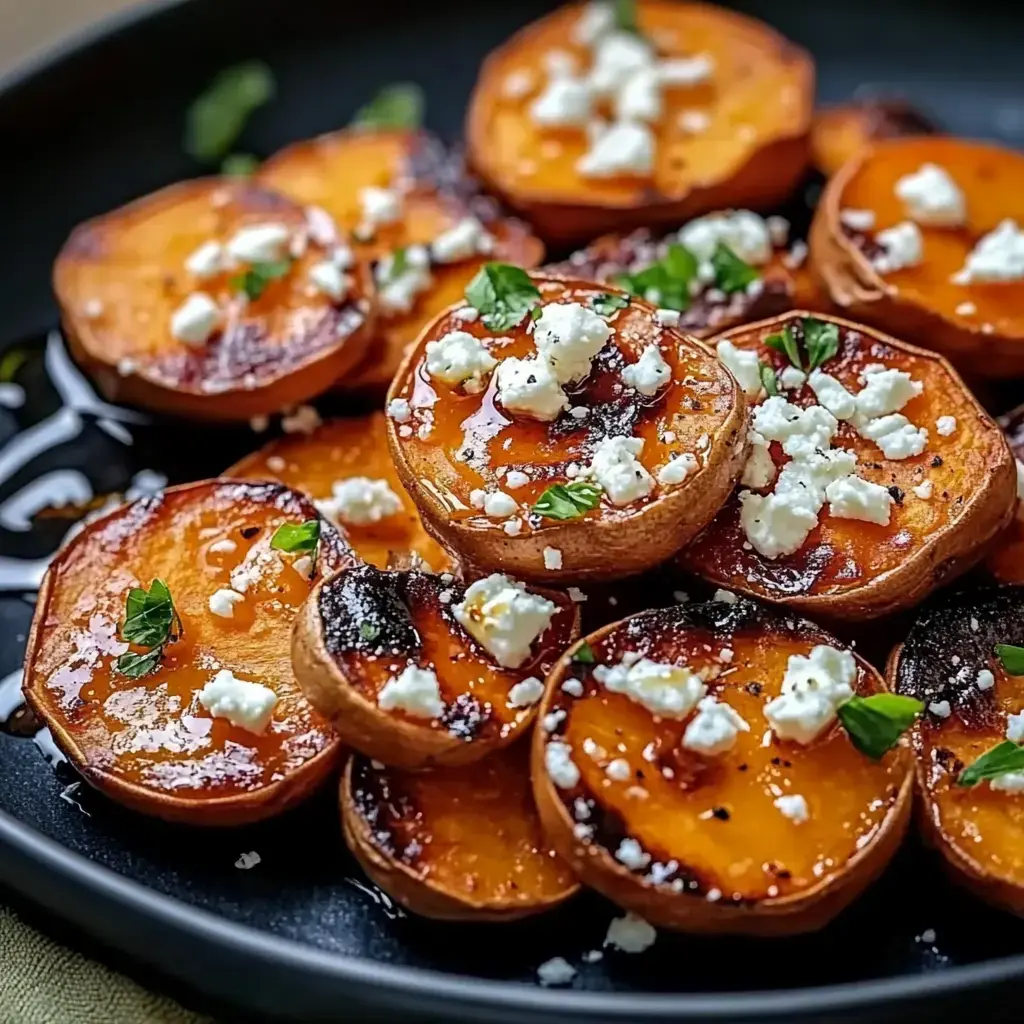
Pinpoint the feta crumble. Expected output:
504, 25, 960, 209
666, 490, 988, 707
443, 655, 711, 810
657, 452, 698, 487
873, 221, 923, 274
577, 120, 655, 178
537, 957, 576, 987
894, 163, 966, 227
594, 657, 705, 718
682, 695, 750, 755
377, 665, 445, 719
507, 676, 545, 708
543, 546, 563, 570
430, 218, 493, 264
717, 339, 762, 397
545, 741, 580, 789
495, 355, 568, 421
185, 240, 225, 279
621, 344, 671, 396
952, 219, 1024, 284
764, 645, 856, 744
532, 302, 612, 384
935, 415, 957, 437
679, 211, 773, 267
198, 670, 277, 733
583, 435, 654, 506
774, 793, 810, 824
425, 331, 497, 391
308, 260, 349, 302
615, 837, 651, 871
208, 588, 245, 619
226, 222, 291, 263
604, 913, 657, 953
316, 477, 402, 526
170, 293, 220, 346
531, 76, 593, 127
359, 187, 403, 230
825, 475, 894, 525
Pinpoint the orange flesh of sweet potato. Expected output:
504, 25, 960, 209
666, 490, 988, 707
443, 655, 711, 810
22, 481, 352, 824
681, 312, 1015, 616
226, 413, 450, 572
535, 604, 910, 913
987, 405, 1024, 583
467, 0, 813, 244
53, 180, 374, 420
344, 746, 577, 917
258, 130, 543, 390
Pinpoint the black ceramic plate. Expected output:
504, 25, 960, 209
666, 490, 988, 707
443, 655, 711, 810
3, 0, 1024, 1020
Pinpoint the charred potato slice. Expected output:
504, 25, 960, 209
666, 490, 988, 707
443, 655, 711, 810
532, 599, 913, 934
22, 480, 352, 825
54, 179, 375, 421
342, 747, 579, 920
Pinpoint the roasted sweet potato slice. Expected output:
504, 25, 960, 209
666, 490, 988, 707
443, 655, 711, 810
342, 747, 579, 920
466, 0, 814, 246
54, 179, 375, 421
292, 563, 579, 767
986, 404, 1024, 583
387, 273, 748, 583
679, 311, 1015, 619
811, 98, 939, 178
22, 480, 353, 825
889, 587, 1024, 915
226, 412, 450, 572
810, 138, 1024, 377
532, 599, 913, 934
258, 129, 544, 391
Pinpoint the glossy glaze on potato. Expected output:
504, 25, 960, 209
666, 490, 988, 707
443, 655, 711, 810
680, 312, 1016, 618
227, 413, 450, 572
342, 747, 578, 920
467, 0, 813, 245
388, 275, 747, 582
985, 404, 1024, 584
532, 600, 911, 933
291, 564, 578, 767
54, 179, 374, 420
22, 480, 352, 824
259, 129, 544, 391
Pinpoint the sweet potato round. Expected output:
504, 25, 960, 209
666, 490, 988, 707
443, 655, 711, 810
226, 412, 451, 572
54, 179, 375, 421
679, 311, 1016, 619
291, 563, 579, 768
387, 275, 748, 583
809, 137, 1024, 377
532, 599, 913, 934
22, 480, 353, 826
466, 0, 814, 246
259, 129, 544, 392
341, 747, 579, 921
889, 587, 1024, 915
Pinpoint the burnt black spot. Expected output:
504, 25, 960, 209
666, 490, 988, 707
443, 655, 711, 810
746, 681, 762, 696
319, 564, 422, 657
240, 526, 260, 539
931, 455, 944, 467
888, 486, 905, 506
711, 806, 730, 821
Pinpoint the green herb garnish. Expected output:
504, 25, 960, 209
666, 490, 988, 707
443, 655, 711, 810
533, 481, 603, 521
764, 317, 840, 373
115, 578, 181, 679
351, 83, 425, 131
765, 324, 804, 371
996, 644, 1024, 675
232, 259, 293, 301
759, 362, 778, 397
185, 61, 275, 163
0, 348, 30, 383
221, 153, 260, 177
572, 641, 596, 665
116, 649, 165, 680
959, 740, 1024, 787
710, 243, 759, 294
591, 293, 630, 317
617, 243, 697, 312
465, 263, 542, 331
270, 519, 321, 554
359, 622, 380, 642
613, 0, 638, 33
836, 693, 923, 760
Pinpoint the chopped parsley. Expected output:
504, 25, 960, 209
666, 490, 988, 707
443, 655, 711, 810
185, 61, 275, 163
765, 316, 840, 373
464, 263, 542, 331
533, 481, 603, 521
351, 82, 425, 131
837, 693, 923, 760
232, 259, 293, 301
270, 519, 321, 554
590, 293, 630, 317
710, 243, 759, 294
617, 243, 697, 311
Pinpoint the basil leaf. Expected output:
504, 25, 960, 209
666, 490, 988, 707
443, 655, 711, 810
803, 317, 840, 371
115, 648, 165, 680
186, 61, 275, 163
618, 243, 697, 311
958, 740, 1024, 787
764, 324, 803, 371
613, 0, 638, 32
591, 293, 630, 317
351, 82, 425, 131
271, 519, 321, 554
759, 362, 778, 397
465, 263, 541, 331
359, 622, 380, 642
837, 693, 923, 760
221, 153, 260, 177
122, 579, 179, 650
996, 644, 1024, 675
533, 481, 603, 521
232, 259, 292, 300
710, 243, 759, 294
572, 641, 596, 665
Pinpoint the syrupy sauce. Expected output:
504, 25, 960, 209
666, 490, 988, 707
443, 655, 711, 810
543, 600, 907, 902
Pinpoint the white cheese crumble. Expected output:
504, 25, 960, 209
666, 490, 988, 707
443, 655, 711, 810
453, 574, 557, 668
913, 479, 933, 500
507, 676, 545, 708
537, 957, 577, 987
315, 477, 402, 526
773, 793, 809, 824
359, 187, 403, 230
606, 757, 631, 781
952, 219, 1024, 284
594, 656, 705, 718
872, 221, 923, 274
657, 452, 698, 487
430, 217, 493, 264
682, 696, 750, 755
308, 260, 349, 302
894, 163, 966, 227
858, 414, 928, 460
377, 665, 445, 719
1006, 711, 1024, 743
853, 368, 923, 421
807, 370, 856, 420
779, 366, 807, 390
374, 248, 433, 315
573, 0, 616, 46
615, 837, 651, 871
928, 699, 951, 718
543, 546, 563, 570
717, 340, 762, 397
679, 211, 773, 268
209, 588, 245, 619
483, 491, 518, 518
387, 398, 412, 423
170, 293, 220, 346
583, 435, 654, 506
588, 30, 654, 96
825, 475, 894, 525
424, 330, 497, 391
615, 66, 662, 123
840, 208, 876, 231
185, 240, 225, 279
604, 913, 657, 953
654, 308, 681, 327
976, 669, 995, 691
505, 470, 530, 490
532, 302, 612, 384
764, 645, 856, 745
935, 415, 957, 437
531, 76, 593, 127
621, 345, 671, 396
741, 432, 776, 490
545, 741, 580, 789
495, 355, 568, 421
658, 54, 715, 87
577, 120, 655, 178
198, 670, 277, 734
227, 222, 291, 264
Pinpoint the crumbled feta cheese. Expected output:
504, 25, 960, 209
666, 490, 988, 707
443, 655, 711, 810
928, 700, 951, 718
235, 851, 261, 870
605, 757, 631, 781
208, 588, 245, 619
170, 292, 220, 346
936, 415, 957, 437
281, 404, 322, 435
573, 0, 616, 45
545, 741, 580, 789
774, 793, 809, 824
378, 665, 445, 719
976, 669, 995, 691
604, 913, 657, 953
452, 306, 480, 323
913, 479, 933, 500
453, 574, 557, 668
424, 330, 497, 391
316, 477, 401, 526
430, 217, 493, 264
658, 54, 715, 87
615, 66, 662, 123
779, 366, 806, 390
741, 431, 776, 489
543, 546, 563, 570
621, 344, 671, 396
483, 491, 518, 517
531, 75, 593, 127
681, 695, 750, 755
495, 355, 568, 421
825, 475, 894, 525
853, 368, 923, 421
577, 120, 655, 178
753, 396, 839, 459
308, 260, 348, 301
895, 163, 966, 227
387, 398, 412, 423
537, 957, 577, 987
713, 589, 737, 604
990, 772, 1024, 793
594, 657, 705, 718
739, 488, 819, 559
679, 211, 773, 267
198, 670, 277, 733
615, 837, 651, 871
507, 676, 545, 708
764, 645, 856, 744
584, 435, 654, 505
1006, 710, 1024, 743
227, 223, 291, 263
375, 250, 432, 315
505, 470, 530, 489
840, 208, 876, 231
533, 302, 612, 384
185, 240, 225, 279
807, 370, 857, 420
952, 219, 1024, 284
654, 308, 681, 327
588, 30, 654, 95
873, 221, 923, 274
208, 538, 237, 555
657, 452, 698, 487
858, 414, 928, 460
359, 187, 403, 230
717, 339, 762, 397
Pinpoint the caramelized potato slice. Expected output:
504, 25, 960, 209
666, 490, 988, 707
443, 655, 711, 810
680, 312, 1015, 619
387, 275, 748, 583
292, 564, 579, 767
342, 747, 579, 920
467, 1, 813, 245
22, 480, 353, 825
259, 129, 543, 391
986, 404, 1024, 583
889, 587, 1024, 915
811, 98, 939, 178
809, 138, 1024, 377
227, 412, 450, 572
54, 179, 375, 421
532, 599, 912, 934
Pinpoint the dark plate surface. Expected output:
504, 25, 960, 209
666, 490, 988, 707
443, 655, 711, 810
3, 0, 1024, 1020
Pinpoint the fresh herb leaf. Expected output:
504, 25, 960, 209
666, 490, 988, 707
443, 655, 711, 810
613, 0, 638, 33
351, 82, 425, 131
591, 293, 630, 317
710, 243, 759, 294
378, 247, 410, 286
185, 61, 275, 163
764, 324, 803, 371
221, 153, 260, 177
122, 579, 180, 650
803, 317, 840, 371
359, 622, 380, 642
465, 263, 542, 331
759, 362, 778, 397
572, 641, 596, 665
617, 243, 697, 311
533, 481, 603, 521
837, 693, 923, 760
996, 644, 1024, 675
115, 649, 165, 679
270, 519, 321, 554
0, 348, 30, 382
959, 740, 1024, 787
530, 306, 543, 321
232, 259, 293, 301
